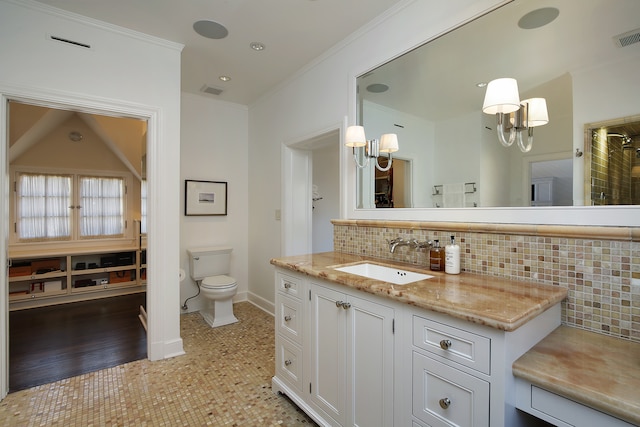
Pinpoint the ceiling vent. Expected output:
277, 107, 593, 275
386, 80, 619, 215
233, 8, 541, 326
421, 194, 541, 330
49, 35, 91, 49
614, 28, 640, 48
200, 85, 223, 96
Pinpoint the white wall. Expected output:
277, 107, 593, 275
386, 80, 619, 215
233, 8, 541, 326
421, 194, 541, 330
247, 0, 506, 307
434, 111, 482, 200
0, 0, 184, 397
180, 93, 249, 312
312, 144, 340, 253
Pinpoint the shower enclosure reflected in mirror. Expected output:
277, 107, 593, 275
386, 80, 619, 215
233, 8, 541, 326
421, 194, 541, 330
585, 116, 640, 205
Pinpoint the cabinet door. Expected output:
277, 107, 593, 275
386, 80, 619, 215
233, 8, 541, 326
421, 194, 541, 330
348, 294, 394, 427
310, 284, 347, 425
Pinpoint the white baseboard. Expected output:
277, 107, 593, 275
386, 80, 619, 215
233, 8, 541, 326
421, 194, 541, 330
247, 291, 274, 316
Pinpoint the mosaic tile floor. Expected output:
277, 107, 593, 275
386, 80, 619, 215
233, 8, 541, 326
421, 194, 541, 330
0, 302, 317, 426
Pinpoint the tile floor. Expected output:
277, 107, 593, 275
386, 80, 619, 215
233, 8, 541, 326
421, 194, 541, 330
0, 302, 317, 426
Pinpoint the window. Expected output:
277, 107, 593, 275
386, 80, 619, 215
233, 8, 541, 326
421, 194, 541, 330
16, 173, 72, 240
79, 176, 125, 238
14, 171, 128, 242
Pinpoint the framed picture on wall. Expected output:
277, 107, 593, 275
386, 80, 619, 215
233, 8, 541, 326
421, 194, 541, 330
185, 180, 227, 216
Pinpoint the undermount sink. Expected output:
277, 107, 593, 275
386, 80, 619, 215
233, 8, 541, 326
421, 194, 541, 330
334, 262, 433, 285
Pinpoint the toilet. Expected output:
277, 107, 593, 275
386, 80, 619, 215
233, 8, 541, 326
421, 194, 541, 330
187, 246, 238, 327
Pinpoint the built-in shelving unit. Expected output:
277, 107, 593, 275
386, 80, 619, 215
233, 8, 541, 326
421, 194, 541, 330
8, 241, 146, 311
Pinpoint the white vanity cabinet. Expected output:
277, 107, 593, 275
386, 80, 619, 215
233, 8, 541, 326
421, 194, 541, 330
272, 265, 562, 427
272, 269, 395, 427
309, 281, 395, 427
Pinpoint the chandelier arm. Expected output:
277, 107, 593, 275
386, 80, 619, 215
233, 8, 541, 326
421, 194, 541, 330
375, 154, 393, 172
517, 127, 534, 152
352, 148, 370, 169
496, 113, 516, 147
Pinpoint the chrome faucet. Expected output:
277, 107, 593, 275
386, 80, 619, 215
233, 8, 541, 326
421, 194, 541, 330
387, 237, 433, 253
413, 239, 433, 249
388, 237, 410, 253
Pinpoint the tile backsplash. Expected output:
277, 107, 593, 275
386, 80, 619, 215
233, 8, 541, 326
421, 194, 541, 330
333, 220, 640, 342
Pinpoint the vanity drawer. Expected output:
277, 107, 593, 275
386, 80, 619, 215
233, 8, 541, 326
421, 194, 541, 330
413, 316, 491, 375
277, 272, 302, 300
412, 351, 489, 427
276, 293, 302, 345
276, 336, 303, 393
514, 379, 637, 427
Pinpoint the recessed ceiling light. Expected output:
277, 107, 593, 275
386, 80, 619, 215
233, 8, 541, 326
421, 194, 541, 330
518, 7, 559, 30
366, 83, 389, 93
68, 131, 83, 142
250, 42, 265, 51
476, 82, 487, 88
193, 20, 229, 39
219, 76, 231, 82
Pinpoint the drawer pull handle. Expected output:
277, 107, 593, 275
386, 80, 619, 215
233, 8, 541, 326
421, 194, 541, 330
284, 315, 292, 322
439, 339, 452, 350
284, 359, 292, 366
284, 282, 292, 289
439, 397, 451, 409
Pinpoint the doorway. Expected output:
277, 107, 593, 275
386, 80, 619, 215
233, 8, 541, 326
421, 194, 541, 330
5, 99, 148, 391
521, 152, 573, 207
283, 126, 341, 256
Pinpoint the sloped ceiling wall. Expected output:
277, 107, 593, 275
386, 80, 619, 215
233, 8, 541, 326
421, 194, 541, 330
9, 101, 146, 178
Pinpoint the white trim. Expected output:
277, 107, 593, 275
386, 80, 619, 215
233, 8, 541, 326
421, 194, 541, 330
247, 292, 275, 316
0, 92, 8, 399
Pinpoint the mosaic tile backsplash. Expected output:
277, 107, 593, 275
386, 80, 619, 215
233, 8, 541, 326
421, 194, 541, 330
333, 221, 640, 342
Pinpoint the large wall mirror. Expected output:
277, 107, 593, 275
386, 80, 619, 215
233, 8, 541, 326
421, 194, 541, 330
355, 0, 640, 210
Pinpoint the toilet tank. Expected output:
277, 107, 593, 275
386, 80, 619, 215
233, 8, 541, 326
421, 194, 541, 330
187, 246, 232, 280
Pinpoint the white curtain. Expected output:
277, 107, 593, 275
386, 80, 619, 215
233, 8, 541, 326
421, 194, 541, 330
80, 177, 124, 237
17, 173, 71, 239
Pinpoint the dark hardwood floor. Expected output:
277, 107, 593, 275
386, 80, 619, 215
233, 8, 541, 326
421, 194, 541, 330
9, 293, 147, 392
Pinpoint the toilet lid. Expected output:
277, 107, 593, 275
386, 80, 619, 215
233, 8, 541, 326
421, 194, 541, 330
202, 275, 236, 289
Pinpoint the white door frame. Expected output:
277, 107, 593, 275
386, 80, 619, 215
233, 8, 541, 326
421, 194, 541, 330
0, 86, 161, 398
281, 121, 345, 256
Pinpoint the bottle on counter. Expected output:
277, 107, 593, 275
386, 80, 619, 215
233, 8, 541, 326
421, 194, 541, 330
445, 235, 461, 275
429, 239, 443, 271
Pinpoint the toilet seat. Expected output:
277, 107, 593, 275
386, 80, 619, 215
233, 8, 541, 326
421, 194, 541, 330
201, 275, 237, 289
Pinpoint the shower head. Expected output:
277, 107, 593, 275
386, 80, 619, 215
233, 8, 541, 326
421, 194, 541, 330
607, 133, 633, 145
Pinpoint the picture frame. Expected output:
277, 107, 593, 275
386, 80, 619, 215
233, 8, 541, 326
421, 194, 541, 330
185, 180, 227, 216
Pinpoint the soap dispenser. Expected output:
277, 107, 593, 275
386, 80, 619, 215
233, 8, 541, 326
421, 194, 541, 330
445, 235, 461, 275
429, 239, 443, 271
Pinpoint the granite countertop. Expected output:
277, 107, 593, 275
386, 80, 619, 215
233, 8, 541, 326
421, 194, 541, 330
513, 325, 640, 425
270, 251, 567, 332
